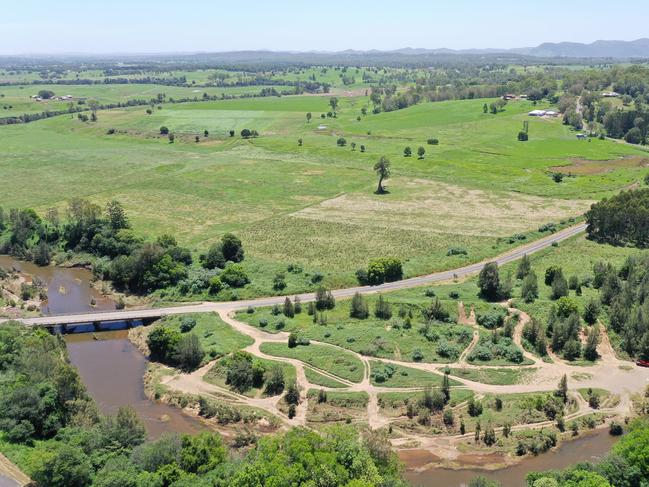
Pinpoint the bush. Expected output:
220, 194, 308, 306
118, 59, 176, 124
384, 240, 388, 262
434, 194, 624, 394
476, 310, 506, 329
264, 366, 285, 395
220, 263, 249, 288
447, 247, 468, 256
160, 126, 170, 135
349, 292, 369, 319
427, 138, 439, 145
315, 286, 335, 310
174, 334, 204, 371
609, 421, 623, 435
422, 298, 449, 322
374, 295, 392, 320
468, 398, 483, 417
180, 317, 197, 333
366, 257, 403, 285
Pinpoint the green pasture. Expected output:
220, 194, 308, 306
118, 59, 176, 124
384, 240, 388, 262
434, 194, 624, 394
1, 89, 648, 295
259, 342, 365, 383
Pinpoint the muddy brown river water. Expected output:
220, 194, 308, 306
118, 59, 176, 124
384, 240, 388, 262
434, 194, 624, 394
405, 429, 617, 486
65, 331, 205, 437
0, 256, 621, 485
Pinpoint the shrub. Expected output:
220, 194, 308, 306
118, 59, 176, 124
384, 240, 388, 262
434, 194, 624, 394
355, 268, 369, 285
412, 349, 424, 361
160, 126, 169, 135
427, 138, 439, 145
476, 310, 506, 329
422, 298, 449, 322
273, 273, 287, 291
556, 296, 579, 318
220, 263, 249, 288
366, 257, 403, 285
349, 292, 369, 319
180, 317, 197, 333
609, 421, 623, 435
447, 247, 468, 256
468, 397, 483, 417
315, 286, 335, 310
374, 295, 392, 320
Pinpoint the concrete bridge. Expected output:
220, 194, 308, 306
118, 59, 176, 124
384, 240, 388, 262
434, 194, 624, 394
4, 223, 587, 328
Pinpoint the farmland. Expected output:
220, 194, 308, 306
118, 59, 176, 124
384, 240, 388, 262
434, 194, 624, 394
2, 80, 648, 295
3, 56, 649, 487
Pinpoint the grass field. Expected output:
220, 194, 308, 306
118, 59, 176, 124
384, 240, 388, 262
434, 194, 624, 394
259, 342, 364, 383
204, 355, 297, 398
237, 297, 474, 364
155, 312, 253, 358
304, 367, 348, 388
369, 360, 460, 388
448, 367, 536, 385
0, 84, 290, 117
2, 87, 648, 296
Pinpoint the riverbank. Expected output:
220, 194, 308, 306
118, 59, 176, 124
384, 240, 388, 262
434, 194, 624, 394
405, 427, 618, 487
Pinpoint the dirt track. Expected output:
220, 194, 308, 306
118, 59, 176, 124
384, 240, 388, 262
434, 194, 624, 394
161, 301, 648, 456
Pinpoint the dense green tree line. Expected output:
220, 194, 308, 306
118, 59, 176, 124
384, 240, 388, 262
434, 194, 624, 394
586, 189, 649, 248
0, 200, 247, 296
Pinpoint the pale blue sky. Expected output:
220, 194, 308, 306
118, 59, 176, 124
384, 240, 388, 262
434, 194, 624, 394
2, 0, 648, 54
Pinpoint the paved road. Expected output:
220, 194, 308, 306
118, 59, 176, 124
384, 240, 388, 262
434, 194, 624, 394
9, 223, 587, 327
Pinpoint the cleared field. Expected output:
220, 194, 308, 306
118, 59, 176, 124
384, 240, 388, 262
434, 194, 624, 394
259, 342, 364, 383
304, 367, 348, 388
1, 92, 647, 295
369, 361, 460, 388
0, 84, 290, 117
155, 313, 253, 358
448, 367, 536, 385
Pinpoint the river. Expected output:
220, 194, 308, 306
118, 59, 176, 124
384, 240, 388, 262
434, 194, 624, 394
65, 330, 205, 437
405, 429, 617, 486
0, 255, 114, 315
0, 256, 621, 485
0, 255, 206, 438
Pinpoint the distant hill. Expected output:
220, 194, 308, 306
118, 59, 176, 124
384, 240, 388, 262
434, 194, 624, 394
3, 39, 648, 66
516, 38, 649, 58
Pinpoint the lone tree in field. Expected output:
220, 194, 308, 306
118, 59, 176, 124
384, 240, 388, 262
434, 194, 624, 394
403, 146, 412, 157
329, 97, 339, 112
374, 156, 391, 194
306, 112, 312, 123
417, 146, 425, 159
